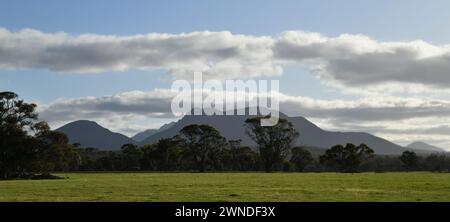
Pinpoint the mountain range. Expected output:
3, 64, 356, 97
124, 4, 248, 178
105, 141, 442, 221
56, 111, 447, 154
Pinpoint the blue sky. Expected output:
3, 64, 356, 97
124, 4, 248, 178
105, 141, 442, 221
2, 0, 450, 102
2, 0, 450, 40
2, 0, 450, 148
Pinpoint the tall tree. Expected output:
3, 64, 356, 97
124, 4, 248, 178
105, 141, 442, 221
0, 92, 38, 179
179, 124, 226, 172
319, 143, 375, 172
245, 117, 298, 172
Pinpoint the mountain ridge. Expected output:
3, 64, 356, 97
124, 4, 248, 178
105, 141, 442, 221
406, 141, 446, 152
131, 122, 176, 142
138, 111, 410, 155
56, 120, 135, 150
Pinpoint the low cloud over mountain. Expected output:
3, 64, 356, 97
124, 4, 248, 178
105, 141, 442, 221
39, 89, 450, 149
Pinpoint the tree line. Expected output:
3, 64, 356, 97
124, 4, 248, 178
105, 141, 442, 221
2, 92, 450, 179
76, 141, 450, 173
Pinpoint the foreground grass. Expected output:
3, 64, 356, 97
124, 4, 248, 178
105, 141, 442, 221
1, 172, 450, 201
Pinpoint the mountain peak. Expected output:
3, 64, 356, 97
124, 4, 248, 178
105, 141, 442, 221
66, 119, 102, 127
408, 141, 429, 147
406, 141, 446, 152
56, 120, 135, 150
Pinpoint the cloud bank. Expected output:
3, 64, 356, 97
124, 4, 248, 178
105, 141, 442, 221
2, 28, 450, 89
0, 28, 279, 80
40, 89, 450, 124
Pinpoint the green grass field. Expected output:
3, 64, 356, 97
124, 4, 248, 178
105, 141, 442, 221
1, 172, 450, 201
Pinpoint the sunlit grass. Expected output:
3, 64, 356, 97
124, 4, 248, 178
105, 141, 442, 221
1, 172, 449, 201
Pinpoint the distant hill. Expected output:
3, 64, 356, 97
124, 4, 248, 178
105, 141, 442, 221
132, 129, 158, 142
139, 110, 415, 155
131, 122, 175, 142
56, 120, 135, 150
406, 141, 446, 153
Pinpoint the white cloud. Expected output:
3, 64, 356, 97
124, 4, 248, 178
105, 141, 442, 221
274, 31, 450, 89
3, 28, 450, 89
0, 28, 280, 79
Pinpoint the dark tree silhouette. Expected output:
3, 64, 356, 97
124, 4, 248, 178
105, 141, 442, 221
399, 150, 419, 171
290, 146, 313, 172
245, 117, 298, 172
1, 92, 39, 179
120, 143, 143, 170
33, 121, 80, 173
424, 154, 449, 172
140, 144, 158, 170
179, 124, 227, 172
1, 92, 79, 179
319, 143, 375, 172
151, 137, 183, 170
225, 139, 259, 171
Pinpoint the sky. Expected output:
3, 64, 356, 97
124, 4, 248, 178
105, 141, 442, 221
2, 0, 450, 149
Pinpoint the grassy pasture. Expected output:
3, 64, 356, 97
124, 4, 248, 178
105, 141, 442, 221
1, 172, 450, 201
